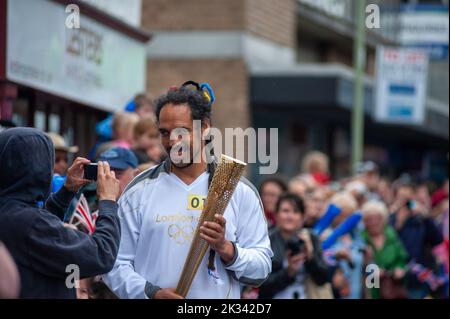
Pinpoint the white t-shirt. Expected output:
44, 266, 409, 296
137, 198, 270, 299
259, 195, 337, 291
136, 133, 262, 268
104, 161, 273, 299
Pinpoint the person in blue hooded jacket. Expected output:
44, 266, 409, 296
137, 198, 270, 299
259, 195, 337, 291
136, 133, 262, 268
0, 127, 121, 298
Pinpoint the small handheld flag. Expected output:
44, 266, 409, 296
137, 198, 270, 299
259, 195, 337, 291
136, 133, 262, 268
69, 194, 97, 235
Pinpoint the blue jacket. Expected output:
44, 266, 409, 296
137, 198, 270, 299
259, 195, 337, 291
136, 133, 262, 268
0, 128, 121, 298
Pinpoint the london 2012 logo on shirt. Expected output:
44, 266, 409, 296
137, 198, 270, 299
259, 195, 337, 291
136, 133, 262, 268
168, 224, 195, 244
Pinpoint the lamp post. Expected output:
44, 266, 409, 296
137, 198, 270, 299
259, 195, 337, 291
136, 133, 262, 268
351, 0, 367, 174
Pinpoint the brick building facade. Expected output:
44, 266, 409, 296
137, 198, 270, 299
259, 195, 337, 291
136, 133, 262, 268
141, 0, 297, 134
141, 0, 448, 182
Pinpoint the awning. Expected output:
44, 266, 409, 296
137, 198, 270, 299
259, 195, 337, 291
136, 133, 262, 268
250, 63, 449, 140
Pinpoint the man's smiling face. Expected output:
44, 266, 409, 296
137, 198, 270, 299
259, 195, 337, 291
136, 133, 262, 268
158, 103, 209, 168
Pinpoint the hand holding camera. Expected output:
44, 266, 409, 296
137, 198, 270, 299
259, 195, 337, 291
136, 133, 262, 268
286, 230, 314, 277
64, 158, 120, 203
64, 157, 91, 192
82, 161, 120, 202
287, 252, 305, 278
287, 235, 306, 256
96, 161, 120, 202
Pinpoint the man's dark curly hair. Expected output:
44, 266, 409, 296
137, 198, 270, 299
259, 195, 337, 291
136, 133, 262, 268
155, 86, 212, 123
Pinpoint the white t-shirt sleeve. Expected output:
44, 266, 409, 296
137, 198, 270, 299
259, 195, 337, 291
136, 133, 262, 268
224, 184, 273, 287
103, 194, 148, 299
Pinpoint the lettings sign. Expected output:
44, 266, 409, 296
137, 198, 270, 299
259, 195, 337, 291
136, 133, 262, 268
374, 47, 429, 125
6, 0, 146, 112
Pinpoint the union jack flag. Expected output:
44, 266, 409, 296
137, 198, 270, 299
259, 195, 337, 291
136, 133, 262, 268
69, 194, 98, 235
408, 261, 448, 292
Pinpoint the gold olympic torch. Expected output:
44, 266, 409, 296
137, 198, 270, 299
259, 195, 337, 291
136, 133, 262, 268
175, 154, 246, 298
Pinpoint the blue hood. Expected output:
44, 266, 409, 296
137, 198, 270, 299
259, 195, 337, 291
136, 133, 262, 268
0, 127, 54, 204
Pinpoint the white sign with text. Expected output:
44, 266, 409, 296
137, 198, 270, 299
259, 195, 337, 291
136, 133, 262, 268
374, 47, 429, 125
7, 0, 146, 112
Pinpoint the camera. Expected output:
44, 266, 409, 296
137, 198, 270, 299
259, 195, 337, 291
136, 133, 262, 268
406, 199, 416, 210
286, 236, 305, 256
84, 163, 98, 181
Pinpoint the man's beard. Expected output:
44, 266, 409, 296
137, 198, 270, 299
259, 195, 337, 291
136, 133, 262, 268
167, 144, 203, 169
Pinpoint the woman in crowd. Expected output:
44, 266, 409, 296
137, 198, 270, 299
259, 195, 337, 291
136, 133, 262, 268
361, 200, 408, 299
259, 193, 330, 299
259, 177, 288, 228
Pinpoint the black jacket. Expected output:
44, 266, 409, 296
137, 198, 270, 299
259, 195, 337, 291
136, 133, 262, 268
0, 128, 121, 298
258, 228, 329, 299
389, 213, 443, 268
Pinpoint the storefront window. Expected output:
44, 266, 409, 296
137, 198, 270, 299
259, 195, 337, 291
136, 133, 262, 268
34, 111, 46, 131
48, 113, 60, 133
11, 99, 29, 127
